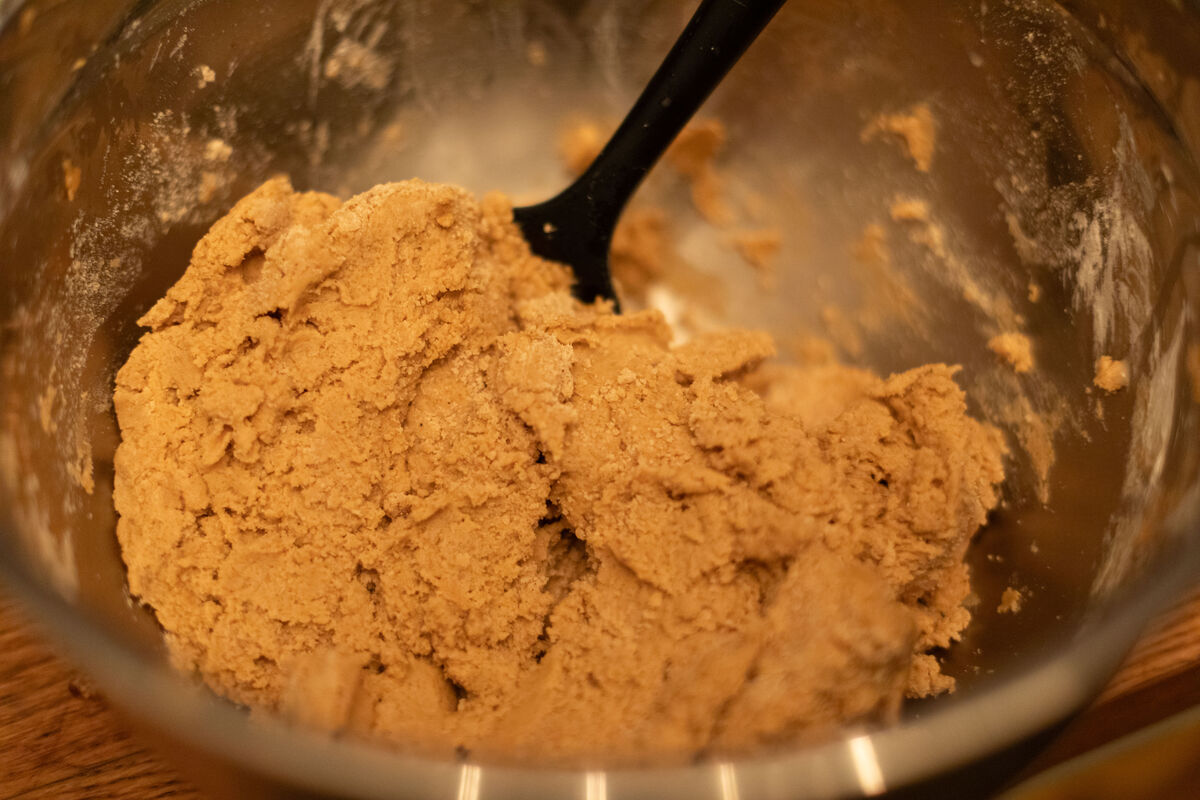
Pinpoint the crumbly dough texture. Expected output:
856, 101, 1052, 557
1093, 355, 1128, 393
997, 587, 1024, 614
114, 178, 1006, 764
988, 332, 1035, 374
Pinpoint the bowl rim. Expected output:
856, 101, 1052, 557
2, 0, 1200, 794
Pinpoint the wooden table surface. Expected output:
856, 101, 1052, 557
2, 589, 1199, 800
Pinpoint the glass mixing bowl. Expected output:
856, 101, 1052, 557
1, 0, 1198, 797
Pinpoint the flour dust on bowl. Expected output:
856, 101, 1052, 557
1, 1, 1199, 798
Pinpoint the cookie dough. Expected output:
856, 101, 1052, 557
1093, 355, 1128, 393
997, 587, 1024, 614
862, 102, 937, 173
988, 332, 1035, 374
113, 177, 1006, 764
